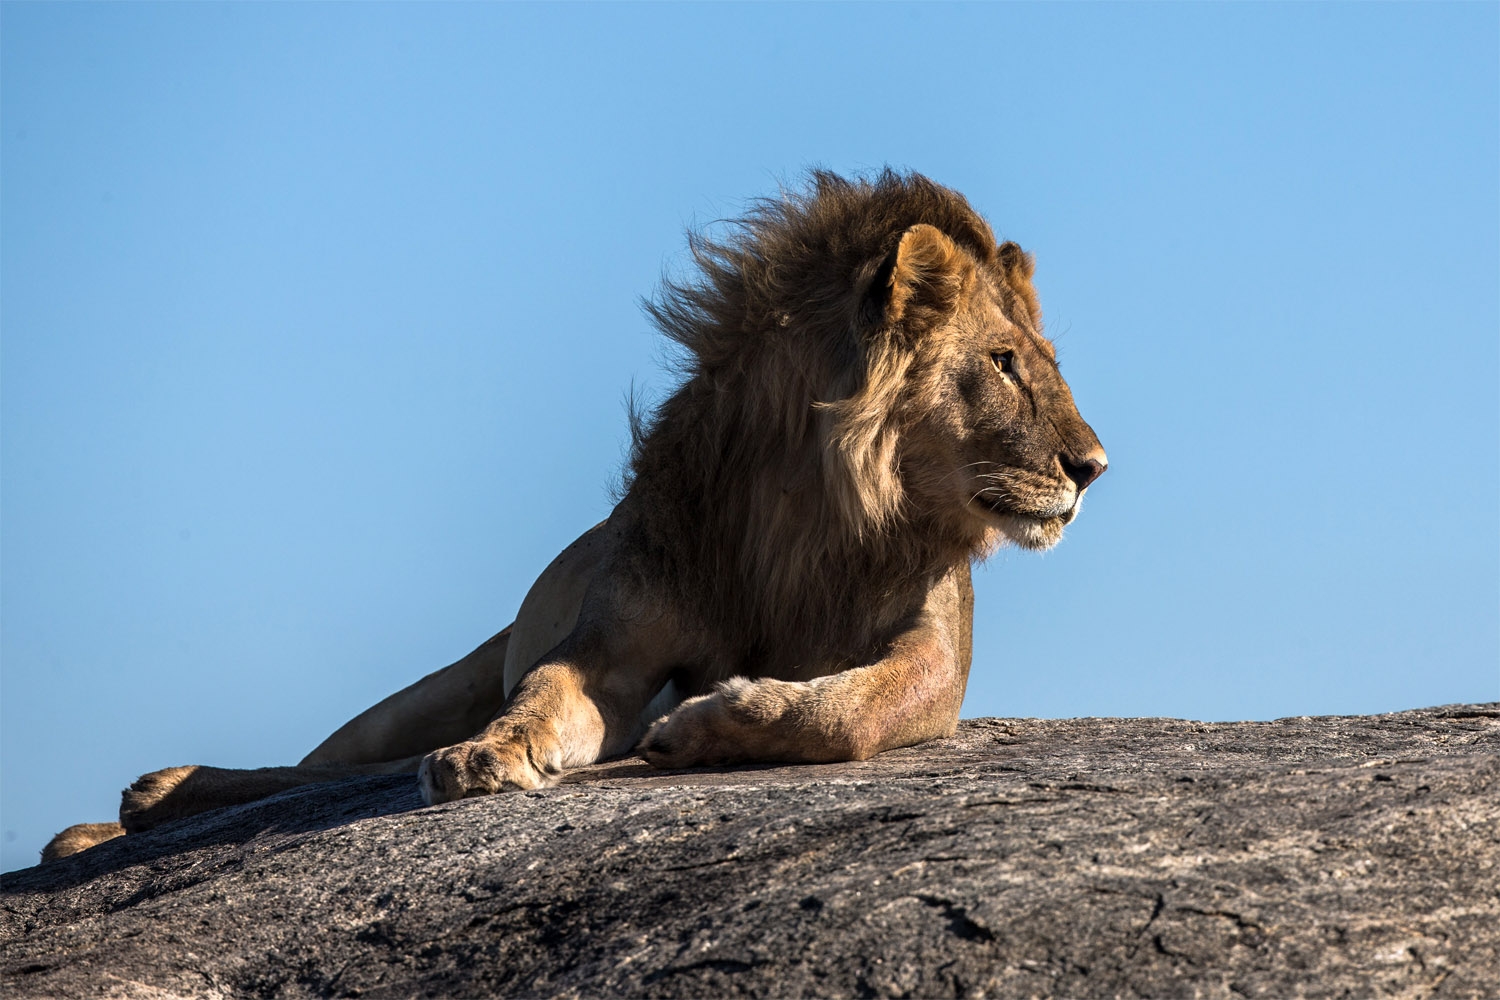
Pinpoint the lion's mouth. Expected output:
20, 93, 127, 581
972, 490, 1076, 524
969, 486, 1079, 552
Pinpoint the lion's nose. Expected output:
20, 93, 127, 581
1061, 453, 1107, 492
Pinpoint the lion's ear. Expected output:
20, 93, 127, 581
870, 224, 971, 331
997, 240, 1041, 325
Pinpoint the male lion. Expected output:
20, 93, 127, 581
44, 170, 1105, 862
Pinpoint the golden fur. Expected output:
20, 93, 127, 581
44, 171, 1105, 860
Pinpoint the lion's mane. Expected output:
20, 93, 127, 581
626, 170, 1009, 667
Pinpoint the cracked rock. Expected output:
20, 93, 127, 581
2, 705, 1498, 998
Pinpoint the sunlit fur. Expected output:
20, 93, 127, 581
626, 170, 1103, 676
40, 171, 1107, 861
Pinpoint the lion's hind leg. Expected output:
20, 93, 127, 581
118, 758, 424, 834
40, 757, 423, 864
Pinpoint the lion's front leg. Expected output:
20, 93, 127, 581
640, 566, 973, 769
418, 584, 691, 804
637, 649, 964, 769
418, 655, 675, 803
418, 661, 613, 801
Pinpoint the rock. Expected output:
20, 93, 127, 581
2, 705, 1497, 999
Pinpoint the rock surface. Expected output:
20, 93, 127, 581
2, 705, 1497, 999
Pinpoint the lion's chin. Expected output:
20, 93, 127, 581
982, 511, 1066, 552
969, 488, 1083, 553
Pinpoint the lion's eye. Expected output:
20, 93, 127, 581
991, 351, 1015, 375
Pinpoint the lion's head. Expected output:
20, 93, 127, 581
847, 217, 1107, 553
632, 170, 1104, 648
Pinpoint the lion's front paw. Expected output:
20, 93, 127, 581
418, 737, 557, 805
639, 697, 719, 769
639, 676, 834, 769
639, 678, 778, 769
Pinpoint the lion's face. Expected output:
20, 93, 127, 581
887, 230, 1106, 552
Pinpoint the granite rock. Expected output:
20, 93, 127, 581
3, 705, 1497, 998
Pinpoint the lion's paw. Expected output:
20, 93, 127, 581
418, 737, 556, 805
640, 676, 871, 769
639, 678, 777, 769
42, 822, 126, 862
119, 765, 201, 833
639, 697, 715, 769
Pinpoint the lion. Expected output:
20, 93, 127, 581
43, 170, 1105, 862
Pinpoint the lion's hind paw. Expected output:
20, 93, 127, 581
119, 765, 202, 833
41, 821, 126, 862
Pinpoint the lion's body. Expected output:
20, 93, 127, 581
45, 171, 1104, 861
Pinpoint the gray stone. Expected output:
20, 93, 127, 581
3, 705, 1497, 998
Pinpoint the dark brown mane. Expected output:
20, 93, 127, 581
643, 169, 999, 372
626, 170, 1000, 672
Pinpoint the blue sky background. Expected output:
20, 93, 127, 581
3, 3, 1495, 873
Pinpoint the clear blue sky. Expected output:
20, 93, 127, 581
3, 3, 1495, 874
